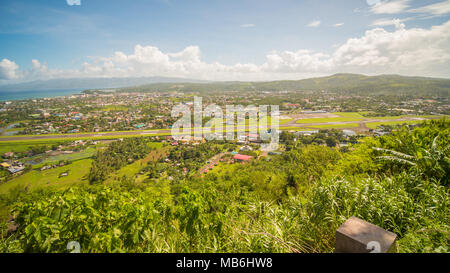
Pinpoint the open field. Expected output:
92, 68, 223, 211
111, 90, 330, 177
280, 127, 318, 131
365, 120, 423, 129
296, 117, 363, 124
0, 158, 92, 194
308, 123, 360, 129
0, 139, 65, 154
334, 112, 366, 118
0, 142, 165, 195
32, 147, 97, 169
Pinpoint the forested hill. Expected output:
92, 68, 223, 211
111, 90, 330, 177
116, 74, 450, 96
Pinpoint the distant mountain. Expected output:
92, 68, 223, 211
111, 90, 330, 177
0, 77, 207, 92
118, 73, 450, 97
255, 73, 450, 96
1, 74, 449, 96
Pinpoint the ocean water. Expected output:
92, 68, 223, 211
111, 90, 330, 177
0, 89, 84, 101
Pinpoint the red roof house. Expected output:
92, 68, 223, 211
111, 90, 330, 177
233, 154, 253, 162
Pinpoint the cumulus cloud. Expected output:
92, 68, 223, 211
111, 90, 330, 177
31, 59, 41, 70
0, 59, 20, 80
332, 21, 450, 75
370, 0, 410, 14
2, 20, 450, 82
370, 18, 407, 29
307, 20, 321, 27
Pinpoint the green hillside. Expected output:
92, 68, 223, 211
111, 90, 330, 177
112, 74, 450, 96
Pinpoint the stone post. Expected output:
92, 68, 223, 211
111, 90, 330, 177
335, 216, 397, 253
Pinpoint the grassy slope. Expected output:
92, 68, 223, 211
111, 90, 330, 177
105, 143, 167, 184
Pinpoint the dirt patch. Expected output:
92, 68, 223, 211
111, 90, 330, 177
354, 122, 370, 134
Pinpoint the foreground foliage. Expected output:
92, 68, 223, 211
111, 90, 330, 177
1, 120, 449, 253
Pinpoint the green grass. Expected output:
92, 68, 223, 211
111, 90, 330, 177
106, 160, 146, 184
334, 112, 366, 118
280, 127, 318, 131
364, 114, 445, 120
147, 142, 164, 149
366, 120, 422, 129
0, 158, 92, 194
0, 141, 57, 155
280, 118, 293, 125
0, 139, 97, 155
310, 123, 359, 129
294, 114, 444, 127
0, 127, 177, 141
4, 128, 25, 132
296, 117, 363, 124
0, 204, 9, 222
105, 144, 168, 184
34, 147, 97, 168
0, 134, 151, 143
232, 116, 291, 127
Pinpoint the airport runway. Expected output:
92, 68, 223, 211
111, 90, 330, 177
0, 116, 437, 142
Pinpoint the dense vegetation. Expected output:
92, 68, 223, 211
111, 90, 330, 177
0, 120, 448, 253
88, 138, 152, 184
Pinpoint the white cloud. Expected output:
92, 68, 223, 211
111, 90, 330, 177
2, 20, 450, 82
332, 21, 450, 75
370, 18, 407, 29
367, 0, 381, 6
31, 59, 41, 70
408, 0, 450, 16
240, 24, 256, 28
334, 23, 344, 27
66, 0, 81, 6
0, 59, 20, 80
307, 20, 321, 27
370, 0, 410, 14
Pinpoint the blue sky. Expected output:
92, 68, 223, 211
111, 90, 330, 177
1, 0, 450, 82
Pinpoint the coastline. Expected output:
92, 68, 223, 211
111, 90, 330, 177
0, 89, 85, 102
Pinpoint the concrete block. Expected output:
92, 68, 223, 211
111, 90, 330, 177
335, 216, 397, 253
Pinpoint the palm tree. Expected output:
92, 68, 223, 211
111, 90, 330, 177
373, 136, 449, 184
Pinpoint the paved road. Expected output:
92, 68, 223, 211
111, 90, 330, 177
0, 116, 438, 142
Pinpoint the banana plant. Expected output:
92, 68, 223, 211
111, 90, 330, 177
374, 136, 449, 184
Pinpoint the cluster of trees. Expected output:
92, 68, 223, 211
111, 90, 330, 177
142, 142, 229, 183
0, 119, 448, 253
88, 138, 151, 184
281, 129, 358, 150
